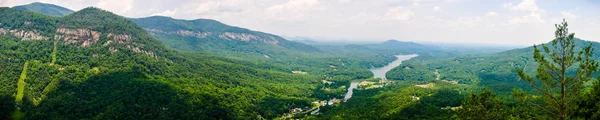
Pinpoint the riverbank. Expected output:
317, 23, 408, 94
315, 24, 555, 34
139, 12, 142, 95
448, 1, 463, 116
283, 54, 419, 118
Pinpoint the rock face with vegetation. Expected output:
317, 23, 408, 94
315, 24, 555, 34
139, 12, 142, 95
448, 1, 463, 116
6, 2, 600, 120
130, 16, 320, 58
0, 7, 328, 119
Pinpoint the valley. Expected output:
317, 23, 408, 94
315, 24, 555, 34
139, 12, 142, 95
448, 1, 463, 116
1, 1, 600, 120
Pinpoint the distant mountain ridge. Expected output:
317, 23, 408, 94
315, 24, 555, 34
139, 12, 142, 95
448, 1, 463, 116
13, 2, 74, 17
386, 38, 600, 91
130, 16, 320, 58
0, 7, 169, 60
14, 3, 320, 58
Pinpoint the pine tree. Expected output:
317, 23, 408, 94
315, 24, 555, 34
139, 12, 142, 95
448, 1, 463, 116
514, 19, 599, 120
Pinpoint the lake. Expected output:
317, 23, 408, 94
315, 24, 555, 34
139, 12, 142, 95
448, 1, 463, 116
343, 54, 419, 102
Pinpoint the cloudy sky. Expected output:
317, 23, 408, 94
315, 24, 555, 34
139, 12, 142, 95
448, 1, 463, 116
1, 0, 599, 46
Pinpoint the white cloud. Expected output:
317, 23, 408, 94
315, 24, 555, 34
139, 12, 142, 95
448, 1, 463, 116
96, 0, 133, 14
509, 12, 545, 24
151, 9, 177, 16
338, 0, 352, 3
486, 12, 498, 16
561, 11, 576, 20
503, 0, 541, 12
384, 7, 414, 21
433, 6, 440, 11
504, 0, 545, 24
266, 0, 321, 21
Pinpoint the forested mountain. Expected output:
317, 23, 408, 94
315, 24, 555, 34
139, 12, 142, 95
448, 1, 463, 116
382, 38, 600, 107
130, 16, 320, 58
15, 3, 436, 74
312, 38, 600, 119
12, 2, 73, 17
387, 38, 599, 90
0, 7, 331, 119
7, 2, 599, 120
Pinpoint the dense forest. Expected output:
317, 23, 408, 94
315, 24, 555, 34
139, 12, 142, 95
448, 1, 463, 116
0, 7, 344, 119
310, 21, 600, 119
3, 2, 600, 120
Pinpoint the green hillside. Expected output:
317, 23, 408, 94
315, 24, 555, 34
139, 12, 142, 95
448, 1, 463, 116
386, 38, 600, 92
130, 16, 320, 58
0, 7, 329, 119
311, 38, 600, 119
13, 2, 73, 17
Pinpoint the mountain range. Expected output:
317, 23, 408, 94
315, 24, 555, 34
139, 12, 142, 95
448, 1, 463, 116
0, 5, 325, 119
5, 2, 600, 120
130, 16, 321, 58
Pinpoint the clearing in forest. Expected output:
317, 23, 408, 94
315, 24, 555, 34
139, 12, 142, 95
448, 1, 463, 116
16, 61, 29, 103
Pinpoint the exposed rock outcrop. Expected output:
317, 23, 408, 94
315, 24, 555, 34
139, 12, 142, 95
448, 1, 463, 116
146, 29, 210, 38
174, 30, 210, 38
0, 28, 49, 40
219, 32, 259, 41
146, 28, 280, 44
52, 28, 157, 59
218, 32, 279, 44
55, 28, 101, 47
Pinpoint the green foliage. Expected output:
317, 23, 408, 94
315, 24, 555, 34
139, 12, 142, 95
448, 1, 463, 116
577, 80, 600, 119
0, 7, 329, 119
514, 19, 599, 120
12, 3, 600, 120
458, 90, 506, 119
387, 62, 437, 81
130, 16, 320, 58
13, 2, 74, 17
15, 61, 28, 104
0, 7, 59, 36
317, 81, 466, 119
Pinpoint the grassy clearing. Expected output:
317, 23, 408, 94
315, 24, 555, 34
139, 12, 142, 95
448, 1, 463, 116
51, 40, 57, 65
15, 61, 28, 104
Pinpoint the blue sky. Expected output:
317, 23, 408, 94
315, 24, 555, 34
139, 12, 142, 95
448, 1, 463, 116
1, 0, 599, 46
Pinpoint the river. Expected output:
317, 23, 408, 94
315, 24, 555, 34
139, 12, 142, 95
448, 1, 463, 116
370, 54, 419, 79
343, 54, 419, 102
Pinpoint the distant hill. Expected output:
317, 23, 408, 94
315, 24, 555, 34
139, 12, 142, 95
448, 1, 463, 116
352, 39, 443, 56
371, 39, 432, 51
13, 2, 73, 17
386, 38, 600, 94
130, 16, 320, 58
284, 36, 314, 41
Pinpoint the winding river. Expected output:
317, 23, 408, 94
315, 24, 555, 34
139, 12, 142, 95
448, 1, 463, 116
370, 54, 419, 79
343, 54, 419, 102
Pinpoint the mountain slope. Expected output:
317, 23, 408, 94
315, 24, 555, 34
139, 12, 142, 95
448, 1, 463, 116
386, 38, 600, 94
130, 16, 320, 58
0, 7, 325, 119
13, 2, 73, 17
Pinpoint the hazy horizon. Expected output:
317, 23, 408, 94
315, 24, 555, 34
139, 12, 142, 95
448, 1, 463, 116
2, 0, 599, 46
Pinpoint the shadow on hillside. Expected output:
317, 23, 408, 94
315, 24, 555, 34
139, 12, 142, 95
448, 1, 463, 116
25, 71, 227, 119
0, 94, 15, 120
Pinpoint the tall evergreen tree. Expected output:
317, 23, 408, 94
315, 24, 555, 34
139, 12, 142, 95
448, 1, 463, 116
514, 19, 599, 120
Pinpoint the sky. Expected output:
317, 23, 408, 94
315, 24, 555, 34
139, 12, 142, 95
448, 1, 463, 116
1, 0, 599, 46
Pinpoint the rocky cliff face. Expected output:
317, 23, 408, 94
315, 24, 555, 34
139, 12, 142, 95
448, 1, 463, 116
0, 27, 158, 59
146, 29, 210, 38
55, 28, 157, 59
146, 28, 280, 45
0, 28, 49, 41
55, 28, 101, 47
